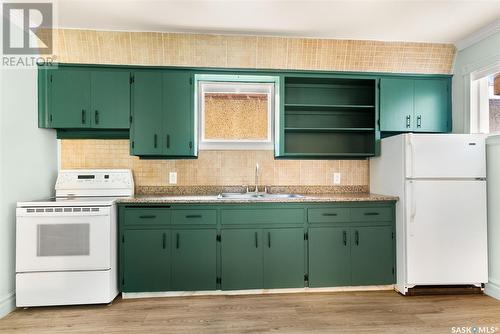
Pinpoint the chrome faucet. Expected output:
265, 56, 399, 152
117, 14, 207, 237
254, 163, 261, 193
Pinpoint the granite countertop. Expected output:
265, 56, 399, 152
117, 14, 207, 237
117, 193, 398, 204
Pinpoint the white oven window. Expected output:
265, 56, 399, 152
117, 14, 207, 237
37, 224, 90, 256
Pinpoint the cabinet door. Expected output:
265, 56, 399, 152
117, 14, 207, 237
163, 71, 194, 156
91, 70, 131, 129
131, 71, 163, 156
414, 79, 449, 133
380, 78, 414, 132
308, 227, 351, 287
49, 69, 91, 128
122, 230, 170, 292
263, 228, 305, 288
350, 226, 394, 285
171, 229, 217, 291
221, 229, 263, 290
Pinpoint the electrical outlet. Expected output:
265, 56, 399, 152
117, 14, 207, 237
169, 172, 177, 184
333, 173, 341, 185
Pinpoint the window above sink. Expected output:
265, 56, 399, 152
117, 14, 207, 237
195, 74, 280, 150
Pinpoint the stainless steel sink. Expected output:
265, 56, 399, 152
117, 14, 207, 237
217, 193, 261, 199
217, 192, 304, 200
260, 193, 304, 199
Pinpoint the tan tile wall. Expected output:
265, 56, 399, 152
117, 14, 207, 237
55, 29, 455, 187
51, 29, 455, 73
60, 140, 368, 187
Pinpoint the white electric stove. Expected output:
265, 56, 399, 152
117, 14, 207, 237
16, 169, 134, 307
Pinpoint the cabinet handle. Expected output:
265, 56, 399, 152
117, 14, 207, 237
417, 115, 422, 128
343, 230, 347, 246
364, 212, 380, 216
95, 110, 99, 125
154, 134, 158, 148
139, 215, 156, 219
81, 109, 86, 124
176, 233, 180, 249
322, 213, 338, 216
268, 232, 271, 248
166, 134, 170, 149
355, 230, 359, 246
406, 115, 411, 128
255, 232, 258, 248
185, 215, 202, 219
162, 232, 166, 249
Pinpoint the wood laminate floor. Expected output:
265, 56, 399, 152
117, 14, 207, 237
1, 291, 500, 334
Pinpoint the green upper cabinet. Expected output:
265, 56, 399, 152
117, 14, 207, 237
380, 77, 450, 133
42, 66, 131, 130
130, 71, 163, 156
91, 70, 131, 129
49, 69, 91, 128
163, 71, 194, 156
379, 78, 413, 132
130, 69, 195, 158
414, 79, 449, 133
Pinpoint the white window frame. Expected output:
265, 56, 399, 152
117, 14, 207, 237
194, 74, 280, 150
469, 61, 500, 134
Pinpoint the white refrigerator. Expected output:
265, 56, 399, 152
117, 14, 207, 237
370, 133, 488, 294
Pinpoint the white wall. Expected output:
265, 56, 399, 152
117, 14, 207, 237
0, 67, 57, 318
452, 28, 500, 133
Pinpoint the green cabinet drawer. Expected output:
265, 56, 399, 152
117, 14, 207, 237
221, 208, 304, 225
308, 208, 350, 223
172, 210, 216, 225
350, 207, 392, 222
123, 209, 171, 225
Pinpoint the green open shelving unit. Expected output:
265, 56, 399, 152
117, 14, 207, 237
277, 75, 379, 159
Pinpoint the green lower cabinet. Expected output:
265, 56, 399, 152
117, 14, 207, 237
221, 229, 263, 290
171, 229, 217, 291
122, 229, 170, 292
350, 226, 394, 285
263, 228, 305, 289
308, 227, 351, 287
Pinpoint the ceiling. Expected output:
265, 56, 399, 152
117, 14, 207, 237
53, 0, 500, 44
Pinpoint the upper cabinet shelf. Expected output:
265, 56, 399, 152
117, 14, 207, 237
284, 103, 375, 109
276, 75, 379, 159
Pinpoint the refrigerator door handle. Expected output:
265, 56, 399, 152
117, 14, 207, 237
409, 180, 416, 237
407, 135, 415, 178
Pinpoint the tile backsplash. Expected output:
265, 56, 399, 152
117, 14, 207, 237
61, 140, 368, 187
54, 29, 455, 189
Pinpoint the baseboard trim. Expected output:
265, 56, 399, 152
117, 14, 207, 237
0, 292, 16, 319
485, 282, 500, 300
122, 285, 395, 299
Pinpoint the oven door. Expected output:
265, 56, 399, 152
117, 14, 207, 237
16, 207, 111, 272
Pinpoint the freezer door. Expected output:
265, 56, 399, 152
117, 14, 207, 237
405, 180, 488, 285
405, 134, 486, 178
